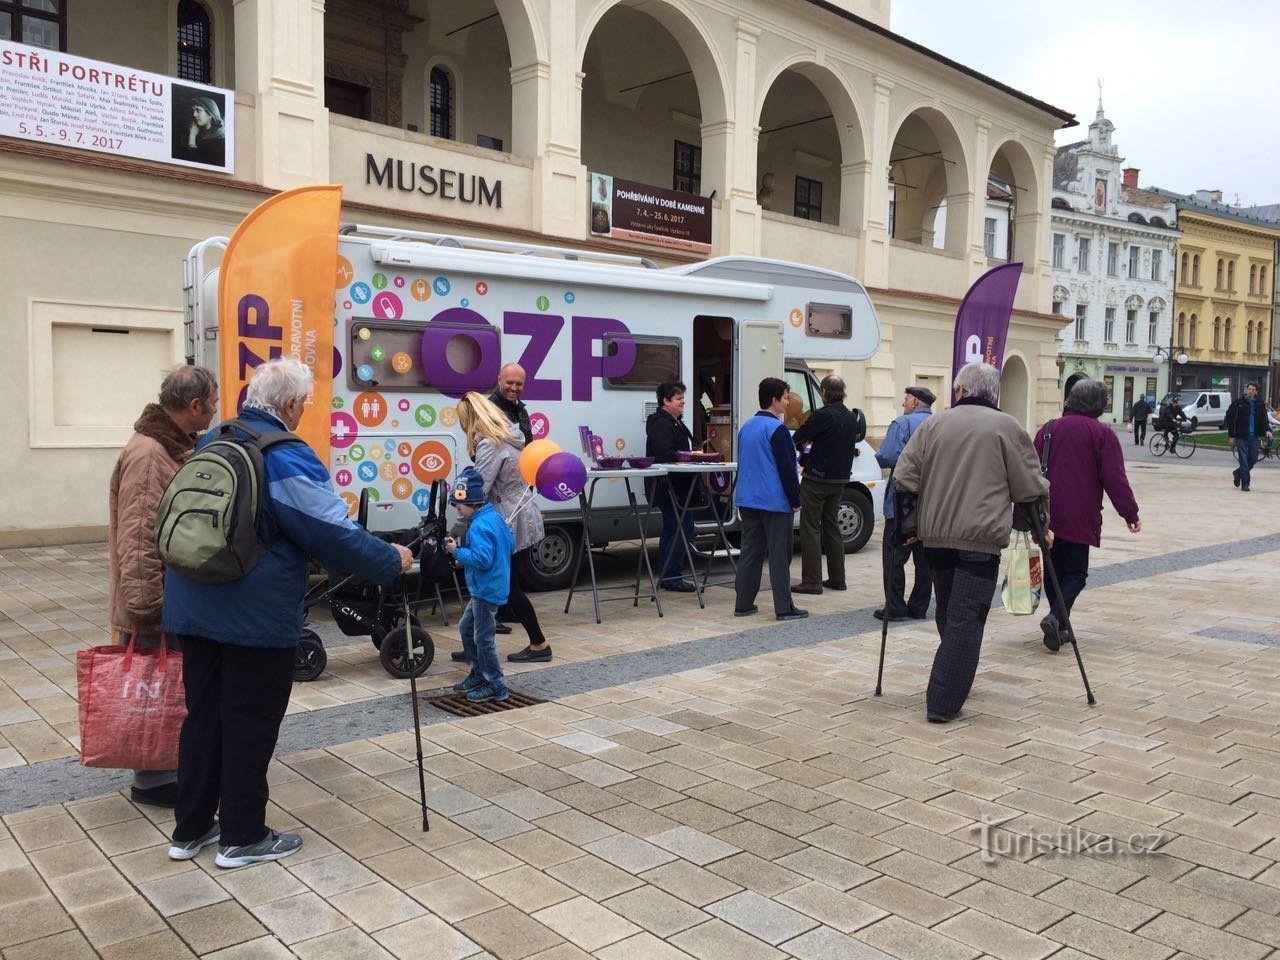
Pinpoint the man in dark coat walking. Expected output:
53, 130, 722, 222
1130, 396, 1151, 446
1225, 382, 1272, 492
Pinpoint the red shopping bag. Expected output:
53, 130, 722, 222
77, 633, 186, 769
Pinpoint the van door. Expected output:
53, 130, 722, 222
736, 321, 784, 422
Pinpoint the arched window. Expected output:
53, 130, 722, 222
1262, 265, 1269, 293
1189, 314, 1198, 349
177, 0, 213, 84
1216, 258, 1225, 289
1224, 317, 1232, 352
1227, 261, 1235, 291
1192, 255, 1200, 286
1177, 312, 1186, 345
1180, 252, 1189, 284
1250, 264, 1258, 294
1258, 324, 1267, 355
429, 67, 454, 140
1247, 321, 1254, 354
1213, 317, 1221, 351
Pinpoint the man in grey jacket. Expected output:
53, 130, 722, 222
893, 363, 1049, 723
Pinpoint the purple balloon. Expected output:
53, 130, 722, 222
536, 452, 587, 502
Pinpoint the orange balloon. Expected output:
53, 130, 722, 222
520, 439, 562, 485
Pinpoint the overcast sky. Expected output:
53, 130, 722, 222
891, 0, 1280, 206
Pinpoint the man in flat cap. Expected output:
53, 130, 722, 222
874, 384, 935, 620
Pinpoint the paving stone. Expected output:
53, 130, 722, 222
707, 852, 808, 896
97, 929, 197, 960
479, 865, 578, 914
168, 899, 268, 955
329, 880, 427, 932
595, 931, 698, 960
292, 926, 397, 960
584, 832, 677, 873
647, 825, 740, 865
669, 918, 786, 960
251, 891, 351, 945
774, 847, 876, 890
546, 854, 645, 899
781, 925, 896, 960
1, 929, 96, 960
935, 909, 1060, 960
854, 875, 966, 927
532, 896, 640, 951
638, 859, 743, 907
777, 880, 887, 933
1041, 914, 1176, 960
137, 867, 230, 916
406, 874, 504, 921
855, 915, 981, 960
374, 914, 482, 960
1137, 912, 1271, 960
706, 889, 819, 944
601, 884, 707, 936
288, 851, 380, 896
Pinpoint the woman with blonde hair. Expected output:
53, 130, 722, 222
454, 392, 552, 662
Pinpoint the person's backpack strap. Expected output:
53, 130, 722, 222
1039, 419, 1055, 477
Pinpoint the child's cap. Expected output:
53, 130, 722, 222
452, 467, 486, 506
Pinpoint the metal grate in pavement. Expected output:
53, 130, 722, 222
428, 690, 545, 717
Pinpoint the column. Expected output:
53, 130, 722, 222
532, 0, 587, 239
714, 21, 761, 256
857, 75, 894, 288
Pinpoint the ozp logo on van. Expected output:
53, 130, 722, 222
411, 307, 637, 401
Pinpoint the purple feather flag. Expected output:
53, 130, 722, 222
951, 262, 1023, 387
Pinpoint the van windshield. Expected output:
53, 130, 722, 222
1176, 391, 1202, 407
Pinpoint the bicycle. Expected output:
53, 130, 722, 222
1149, 427, 1196, 459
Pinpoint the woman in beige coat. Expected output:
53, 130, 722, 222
456, 393, 552, 662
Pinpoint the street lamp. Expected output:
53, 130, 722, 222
1153, 345, 1189, 396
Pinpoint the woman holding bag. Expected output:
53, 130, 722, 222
1033, 379, 1141, 652
455, 393, 553, 663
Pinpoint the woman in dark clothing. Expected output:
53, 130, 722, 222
1033, 379, 1141, 652
645, 381, 696, 591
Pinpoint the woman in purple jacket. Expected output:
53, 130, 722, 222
1033, 380, 1141, 652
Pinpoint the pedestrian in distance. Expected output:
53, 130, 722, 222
1034, 379, 1141, 652
488, 363, 533, 634
791, 375, 864, 595
455, 392, 552, 663
108, 365, 218, 807
893, 362, 1049, 723
163, 358, 412, 869
444, 466, 516, 703
874, 385, 935, 621
645, 380, 697, 592
1130, 395, 1151, 447
734, 377, 807, 621
1226, 382, 1272, 493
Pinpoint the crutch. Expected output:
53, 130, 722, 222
876, 491, 915, 696
1026, 505, 1096, 706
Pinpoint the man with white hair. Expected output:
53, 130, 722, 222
162, 358, 413, 869
893, 362, 1049, 723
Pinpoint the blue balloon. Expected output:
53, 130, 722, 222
535, 452, 587, 502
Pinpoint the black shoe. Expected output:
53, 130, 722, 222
495, 623, 513, 635
131, 783, 178, 808
1242, 487, 1251, 492
873, 608, 908, 621
792, 583, 823, 595
1040, 614, 1062, 653
906, 608, 930, 620
822, 580, 847, 591
508, 646, 552, 663
1234, 469, 1241, 488
777, 608, 809, 622
733, 605, 758, 617
926, 710, 960, 724
450, 650, 467, 662
661, 580, 696, 593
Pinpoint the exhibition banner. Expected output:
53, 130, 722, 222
589, 172, 712, 252
951, 261, 1022, 386
0, 39, 234, 173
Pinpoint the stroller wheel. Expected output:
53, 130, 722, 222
294, 630, 327, 682
380, 624, 434, 679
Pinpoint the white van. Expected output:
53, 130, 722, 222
1170, 389, 1232, 429
185, 225, 885, 590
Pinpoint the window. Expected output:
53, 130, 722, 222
1262, 265, 1269, 292
1107, 242, 1119, 276
1125, 309, 1137, 344
1216, 258, 1225, 289
1078, 237, 1091, 273
1129, 245, 1140, 277
1051, 233, 1065, 268
1074, 304, 1087, 341
1247, 321, 1255, 354
325, 78, 371, 121
1051, 302, 1064, 316
0, 0, 65, 49
794, 176, 822, 221
1189, 314, 1198, 348
1148, 310, 1158, 345
984, 218, 997, 258
1151, 249, 1162, 282
429, 67, 454, 140
1180, 252, 1189, 284
804, 303, 852, 340
1177, 312, 1186, 345
1227, 261, 1235, 291
1103, 376, 1114, 413
1258, 324, 1267, 355
1146, 377, 1158, 398
1213, 317, 1221, 351
1192, 255, 1200, 286
673, 140, 701, 195
1104, 307, 1116, 343
176, 0, 212, 84
1224, 318, 1232, 351
603, 336, 681, 389
476, 134, 503, 151
1250, 264, 1258, 294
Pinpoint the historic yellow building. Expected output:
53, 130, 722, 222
1165, 191, 1280, 395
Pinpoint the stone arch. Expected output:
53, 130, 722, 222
887, 103, 971, 252
987, 135, 1041, 267
493, 0, 544, 65
754, 57, 868, 227
1000, 353, 1030, 428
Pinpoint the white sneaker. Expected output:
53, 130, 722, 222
168, 822, 220, 860
215, 829, 303, 869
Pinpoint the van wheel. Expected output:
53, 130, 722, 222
1189, 416, 1198, 430
517, 524, 580, 592
838, 489, 874, 554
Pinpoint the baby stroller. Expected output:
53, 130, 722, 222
294, 480, 456, 682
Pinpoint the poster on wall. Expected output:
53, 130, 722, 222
589, 172, 712, 253
0, 39, 234, 173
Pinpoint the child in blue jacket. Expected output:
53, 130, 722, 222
444, 467, 515, 702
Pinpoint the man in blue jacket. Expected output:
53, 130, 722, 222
1226, 382, 1273, 492
734, 378, 806, 621
164, 359, 411, 869
875, 385, 934, 621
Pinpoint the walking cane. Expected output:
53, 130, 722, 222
874, 583, 889, 697
1026, 506, 1097, 706
404, 594, 431, 831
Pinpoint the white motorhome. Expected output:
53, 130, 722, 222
185, 226, 885, 590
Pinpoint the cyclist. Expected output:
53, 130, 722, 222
1155, 396, 1188, 453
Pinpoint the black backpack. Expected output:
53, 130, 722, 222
155, 419, 300, 583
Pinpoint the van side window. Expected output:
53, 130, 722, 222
603, 335, 680, 389
805, 303, 852, 340
1209, 396, 1221, 409
782, 369, 812, 431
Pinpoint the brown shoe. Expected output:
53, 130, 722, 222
791, 583, 823, 595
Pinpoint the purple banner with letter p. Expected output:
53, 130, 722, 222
951, 262, 1022, 386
